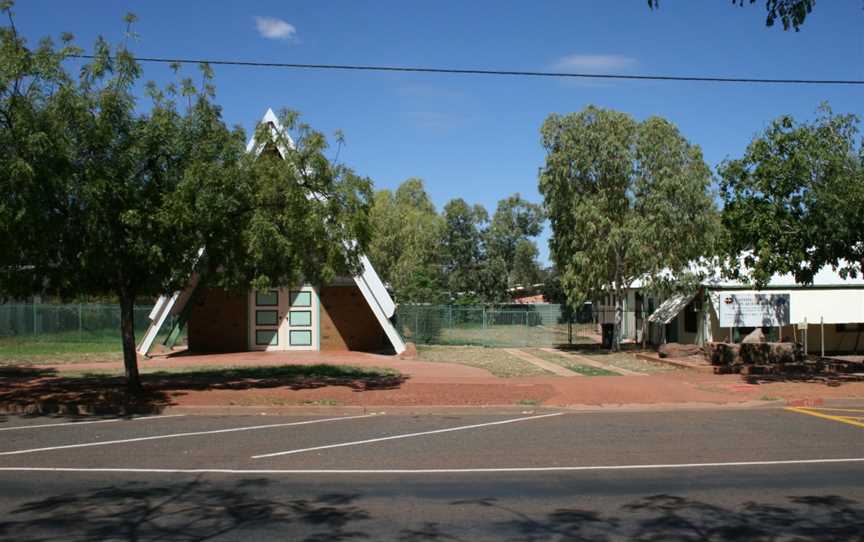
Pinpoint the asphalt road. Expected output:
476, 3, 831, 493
0, 406, 861, 541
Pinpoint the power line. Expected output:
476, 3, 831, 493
68, 54, 864, 86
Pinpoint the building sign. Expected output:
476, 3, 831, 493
718, 293, 790, 328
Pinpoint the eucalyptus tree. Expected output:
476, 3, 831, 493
539, 106, 719, 349
485, 194, 545, 288
441, 198, 488, 300
368, 178, 445, 302
719, 106, 864, 286
0, 5, 372, 389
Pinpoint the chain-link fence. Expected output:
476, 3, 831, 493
395, 304, 606, 348
0, 303, 155, 343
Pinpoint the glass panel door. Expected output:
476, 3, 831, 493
249, 290, 285, 351
285, 286, 318, 351
249, 287, 318, 351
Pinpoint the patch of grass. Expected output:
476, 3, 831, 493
438, 324, 567, 347
299, 399, 341, 406
515, 398, 539, 406
566, 364, 619, 377
0, 338, 123, 365
526, 348, 620, 377
416, 345, 552, 377
59, 363, 402, 381
567, 349, 678, 374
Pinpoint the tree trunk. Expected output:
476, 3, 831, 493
119, 290, 142, 391
640, 297, 648, 350
611, 293, 623, 352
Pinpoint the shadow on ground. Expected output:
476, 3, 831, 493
743, 374, 863, 386
0, 364, 408, 416
1, 481, 862, 541
0, 479, 370, 542
441, 494, 864, 541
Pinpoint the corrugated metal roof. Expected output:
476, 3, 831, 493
647, 292, 696, 324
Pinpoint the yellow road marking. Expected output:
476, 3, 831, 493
785, 407, 864, 429
801, 407, 864, 414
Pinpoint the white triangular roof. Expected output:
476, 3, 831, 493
138, 109, 404, 355
245, 108, 293, 158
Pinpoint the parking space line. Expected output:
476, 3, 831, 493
785, 407, 864, 429
0, 414, 187, 432
2, 457, 863, 475
131, 414, 188, 421
252, 412, 564, 459
0, 414, 375, 456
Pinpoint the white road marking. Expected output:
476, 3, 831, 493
132, 414, 188, 421
1, 457, 863, 475
0, 414, 187, 432
0, 414, 375, 456
252, 412, 565, 459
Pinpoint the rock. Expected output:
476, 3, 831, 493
705, 342, 742, 365
741, 328, 767, 344
740, 341, 800, 364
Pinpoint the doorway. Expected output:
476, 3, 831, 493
248, 286, 319, 351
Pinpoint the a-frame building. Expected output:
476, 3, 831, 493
137, 109, 406, 356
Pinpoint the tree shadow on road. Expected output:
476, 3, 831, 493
0, 478, 371, 542
2, 485, 863, 541
0, 364, 408, 416
401, 494, 864, 541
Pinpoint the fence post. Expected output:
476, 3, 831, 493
820, 316, 824, 358
78, 303, 83, 341
804, 317, 808, 355
482, 306, 486, 330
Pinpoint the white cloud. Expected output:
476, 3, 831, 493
254, 16, 297, 40
551, 54, 637, 72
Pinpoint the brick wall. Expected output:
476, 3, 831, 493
319, 285, 388, 352
187, 287, 247, 353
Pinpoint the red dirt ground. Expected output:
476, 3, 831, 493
2, 350, 860, 414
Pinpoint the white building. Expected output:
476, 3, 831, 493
618, 264, 864, 355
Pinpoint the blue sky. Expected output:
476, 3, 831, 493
13, 1, 864, 264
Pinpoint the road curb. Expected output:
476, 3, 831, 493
27, 399, 840, 417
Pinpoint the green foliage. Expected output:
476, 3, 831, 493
0, 10, 371, 387
368, 178, 446, 302
511, 239, 542, 287
539, 106, 718, 348
485, 193, 545, 287
370, 185, 545, 303
439, 194, 545, 302
441, 198, 487, 298
647, 0, 817, 31
719, 105, 864, 286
